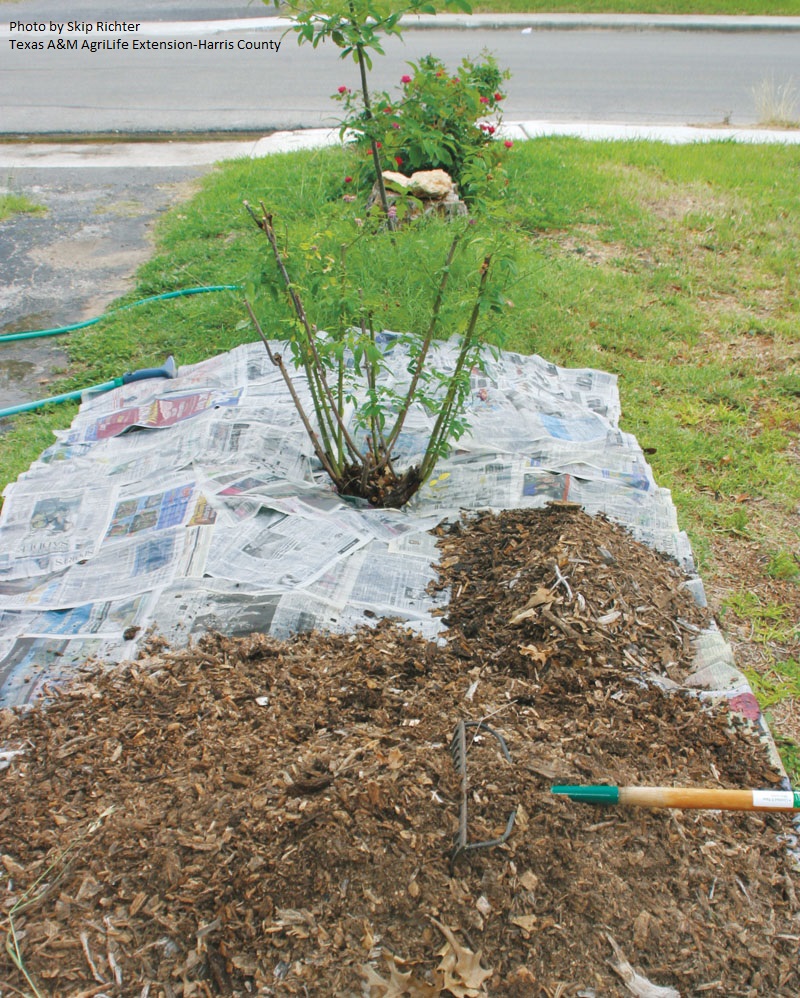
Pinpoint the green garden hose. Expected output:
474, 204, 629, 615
0, 357, 178, 419
0, 285, 241, 343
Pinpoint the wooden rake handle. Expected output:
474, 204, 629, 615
552, 785, 800, 812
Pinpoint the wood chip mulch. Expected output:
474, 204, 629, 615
1, 504, 798, 997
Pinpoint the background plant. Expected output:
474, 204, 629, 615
268, 0, 473, 222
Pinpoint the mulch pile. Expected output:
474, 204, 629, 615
1, 504, 798, 997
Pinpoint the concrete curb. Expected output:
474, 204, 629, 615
403, 12, 800, 32
2, 121, 799, 169
512, 120, 800, 145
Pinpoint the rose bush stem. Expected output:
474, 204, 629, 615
420, 255, 492, 481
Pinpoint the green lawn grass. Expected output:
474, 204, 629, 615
2, 137, 798, 773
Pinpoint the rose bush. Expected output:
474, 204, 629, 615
334, 53, 511, 199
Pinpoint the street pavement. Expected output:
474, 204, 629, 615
2, 12, 800, 133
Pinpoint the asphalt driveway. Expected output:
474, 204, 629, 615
0, 163, 217, 411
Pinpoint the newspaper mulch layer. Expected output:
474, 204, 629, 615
1, 506, 799, 997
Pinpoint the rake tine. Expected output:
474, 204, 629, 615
449, 720, 517, 872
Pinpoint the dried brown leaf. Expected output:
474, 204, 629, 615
430, 916, 493, 993
509, 587, 554, 626
361, 958, 439, 997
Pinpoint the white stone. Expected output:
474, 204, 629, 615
408, 169, 456, 199
381, 170, 414, 192
381, 168, 456, 200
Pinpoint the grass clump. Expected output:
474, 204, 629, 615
0, 193, 45, 222
723, 591, 797, 645
773, 733, 800, 785
768, 548, 800, 581
753, 75, 799, 128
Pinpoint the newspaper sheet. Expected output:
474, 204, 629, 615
0, 336, 739, 713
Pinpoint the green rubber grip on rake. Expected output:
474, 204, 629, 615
551, 785, 620, 805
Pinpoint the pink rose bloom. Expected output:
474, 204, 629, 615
504, 140, 513, 148
401, 75, 412, 84
337, 85, 348, 94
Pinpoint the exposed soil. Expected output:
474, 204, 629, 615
1, 505, 798, 997
337, 462, 424, 510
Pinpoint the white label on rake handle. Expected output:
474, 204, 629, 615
752, 791, 796, 809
